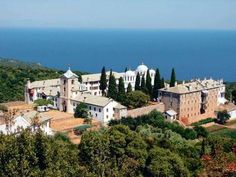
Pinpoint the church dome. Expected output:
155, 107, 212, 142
149, 69, 156, 77
136, 62, 148, 74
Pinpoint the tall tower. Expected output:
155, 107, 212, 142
59, 68, 78, 113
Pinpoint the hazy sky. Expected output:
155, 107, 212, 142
0, 0, 236, 29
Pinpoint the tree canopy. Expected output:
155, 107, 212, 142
74, 102, 89, 118
152, 68, 162, 99
135, 72, 141, 91
170, 68, 176, 87
107, 70, 117, 99
99, 66, 107, 96
146, 69, 153, 97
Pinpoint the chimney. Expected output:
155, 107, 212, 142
175, 81, 178, 86
182, 80, 185, 84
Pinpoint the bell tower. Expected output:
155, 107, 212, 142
59, 67, 78, 113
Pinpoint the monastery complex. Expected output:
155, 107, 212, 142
24, 63, 234, 125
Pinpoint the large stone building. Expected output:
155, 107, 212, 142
159, 78, 226, 124
25, 68, 127, 124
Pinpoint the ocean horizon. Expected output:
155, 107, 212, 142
0, 28, 236, 81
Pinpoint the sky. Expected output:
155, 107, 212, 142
0, 0, 236, 29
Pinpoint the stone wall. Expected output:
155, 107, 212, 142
127, 103, 165, 118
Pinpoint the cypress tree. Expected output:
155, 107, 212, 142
117, 77, 126, 103
153, 68, 162, 99
127, 83, 132, 93
161, 77, 165, 88
146, 69, 153, 97
99, 66, 107, 96
141, 75, 148, 94
135, 72, 141, 90
125, 67, 128, 72
170, 68, 176, 87
107, 70, 117, 99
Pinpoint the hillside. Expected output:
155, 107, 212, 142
0, 58, 85, 103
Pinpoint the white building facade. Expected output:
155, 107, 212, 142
0, 111, 53, 135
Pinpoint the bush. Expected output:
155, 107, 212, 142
74, 124, 91, 135
191, 118, 215, 126
74, 102, 89, 118
194, 126, 209, 138
109, 110, 198, 140
126, 91, 150, 108
0, 104, 8, 112
34, 99, 54, 106
54, 132, 70, 142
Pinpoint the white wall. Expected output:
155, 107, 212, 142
0, 116, 53, 135
229, 110, 236, 119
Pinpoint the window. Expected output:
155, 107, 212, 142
94, 107, 96, 111
106, 115, 108, 119
89, 106, 91, 110
95, 113, 97, 117
64, 80, 66, 85
99, 108, 101, 112
106, 108, 109, 112
72, 80, 74, 85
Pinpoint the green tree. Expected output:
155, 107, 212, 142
127, 83, 133, 93
146, 69, 153, 97
141, 75, 148, 94
107, 70, 117, 99
126, 91, 150, 108
34, 99, 53, 106
217, 110, 230, 124
99, 66, 107, 96
161, 77, 165, 88
135, 72, 141, 90
117, 77, 126, 104
79, 131, 111, 176
146, 147, 190, 177
194, 126, 209, 138
152, 68, 162, 99
74, 103, 89, 118
125, 67, 128, 72
232, 90, 236, 103
170, 68, 176, 87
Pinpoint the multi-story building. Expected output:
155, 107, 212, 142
25, 68, 127, 124
159, 78, 226, 124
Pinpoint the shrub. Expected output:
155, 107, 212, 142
34, 99, 54, 106
0, 104, 8, 112
74, 102, 89, 118
194, 126, 209, 138
191, 118, 215, 126
54, 132, 70, 142
126, 91, 150, 109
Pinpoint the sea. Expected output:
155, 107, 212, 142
0, 28, 236, 81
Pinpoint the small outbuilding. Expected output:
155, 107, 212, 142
164, 109, 178, 122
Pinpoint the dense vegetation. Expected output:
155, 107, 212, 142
1, 111, 236, 176
0, 58, 85, 103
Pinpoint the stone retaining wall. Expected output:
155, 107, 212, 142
127, 103, 165, 118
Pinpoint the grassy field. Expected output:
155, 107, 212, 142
206, 122, 236, 138
211, 128, 236, 139
206, 125, 226, 132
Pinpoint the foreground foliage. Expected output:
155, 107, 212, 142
1, 111, 236, 177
